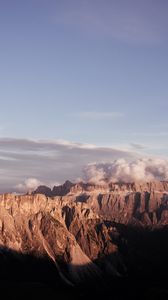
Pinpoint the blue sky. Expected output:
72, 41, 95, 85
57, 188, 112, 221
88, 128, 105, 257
0, 0, 168, 190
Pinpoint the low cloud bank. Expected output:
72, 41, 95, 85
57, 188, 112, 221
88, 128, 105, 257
0, 138, 167, 193
0, 137, 136, 193
15, 178, 43, 193
84, 158, 168, 183
14, 158, 168, 193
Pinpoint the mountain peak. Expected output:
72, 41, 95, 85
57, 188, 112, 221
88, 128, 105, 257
34, 180, 168, 198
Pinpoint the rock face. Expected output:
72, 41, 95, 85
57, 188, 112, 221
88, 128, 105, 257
34, 180, 75, 197
0, 181, 168, 290
0, 192, 119, 285
34, 180, 168, 225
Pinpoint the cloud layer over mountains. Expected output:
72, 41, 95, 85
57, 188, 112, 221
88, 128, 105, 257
0, 138, 167, 193
84, 158, 168, 184
0, 138, 135, 193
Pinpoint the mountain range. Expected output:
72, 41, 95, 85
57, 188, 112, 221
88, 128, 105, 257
0, 180, 168, 299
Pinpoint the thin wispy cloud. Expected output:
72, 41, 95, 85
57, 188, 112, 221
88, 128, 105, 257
71, 111, 124, 120
150, 123, 168, 129
131, 132, 168, 137
130, 143, 147, 150
53, 0, 168, 45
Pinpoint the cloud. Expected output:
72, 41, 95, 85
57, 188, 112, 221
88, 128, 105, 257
130, 143, 147, 150
1, 137, 167, 193
84, 158, 168, 183
15, 178, 43, 193
71, 111, 124, 120
0, 137, 138, 193
131, 132, 168, 138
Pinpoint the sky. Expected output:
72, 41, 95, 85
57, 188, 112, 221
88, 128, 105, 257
0, 0, 168, 191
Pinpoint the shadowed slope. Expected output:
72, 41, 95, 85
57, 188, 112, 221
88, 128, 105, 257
0, 226, 168, 299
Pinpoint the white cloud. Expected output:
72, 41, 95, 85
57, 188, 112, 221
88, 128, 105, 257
15, 178, 43, 193
49, 139, 97, 149
84, 158, 168, 183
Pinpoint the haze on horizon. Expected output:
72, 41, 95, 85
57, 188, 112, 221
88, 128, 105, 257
0, 0, 168, 192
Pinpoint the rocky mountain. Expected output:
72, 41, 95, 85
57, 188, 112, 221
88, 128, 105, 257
34, 180, 168, 225
0, 181, 168, 298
